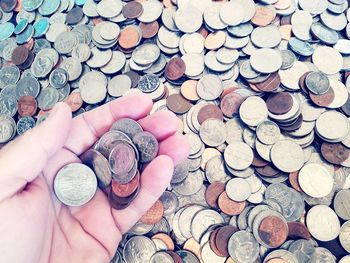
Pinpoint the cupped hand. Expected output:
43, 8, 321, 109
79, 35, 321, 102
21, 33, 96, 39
0, 93, 189, 263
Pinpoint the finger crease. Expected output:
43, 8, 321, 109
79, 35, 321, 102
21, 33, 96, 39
82, 113, 99, 140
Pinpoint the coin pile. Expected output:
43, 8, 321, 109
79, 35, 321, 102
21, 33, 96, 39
1, 0, 350, 262
54, 118, 158, 210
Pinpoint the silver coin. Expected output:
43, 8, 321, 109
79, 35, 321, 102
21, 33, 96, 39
108, 74, 132, 97
239, 96, 268, 127
219, 1, 244, 26
199, 119, 226, 147
228, 230, 259, 263
334, 190, 350, 220
224, 141, 254, 170
226, 178, 252, 201
138, 0, 163, 23
256, 120, 281, 145
250, 48, 282, 74
175, 5, 202, 33
190, 208, 224, 241
123, 236, 156, 263
340, 220, 350, 253
316, 111, 349, 142
197, 74, 223, 100
306, 205, 340, 242
270, 140, 304, 173
54, 163, 97, 207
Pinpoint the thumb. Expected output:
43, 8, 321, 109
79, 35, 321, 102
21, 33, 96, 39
0, 102, 72, 202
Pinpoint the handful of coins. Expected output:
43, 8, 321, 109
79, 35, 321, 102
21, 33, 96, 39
53, 118, 158, 209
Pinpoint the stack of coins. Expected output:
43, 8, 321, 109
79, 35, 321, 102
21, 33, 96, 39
54, 118, 159, 210
1, 0, 350, 262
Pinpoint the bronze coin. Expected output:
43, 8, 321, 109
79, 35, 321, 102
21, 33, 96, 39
0, 0, 17, 12
252, 151, 269, 167
220, 86, 240, 99
287, 222, 311, 240
183, 238, 202, 260
167, 251, 183, 263
289, 172, 302, 192
109, 186, 139, 210
63, 92, 83, 112
321, 142, 350, 165
266, 92, 293, 115
279, 114, 303, 132
251, 5, 276, 26
209, 228, 223, 257
124, 71, 140, 89
214, 225, 238, 257
140, 199, 164, 225
280, 25, 292, 41
111, 171, 140, 198
166, 94, 192, 114
11, 45, 29, 66
140, 21, 159, 39
165, 57, 186, 81
255, 164, 280, 177
205, 181, 225, 209
309, 86, 335, 107
119, 26, 141, 49
17, 96, 37, 117
274, 0, 292, 10
122, 1, 144, 19
220, 92, 245, 118
266, 259, 289, 263
152, 233, 175, 251
66, 7, 84, 25
254, 73, 281, 92
180, 80, 200, 101
218, 191, 246, 216
197, 105, 223, 124
299, 71, 312, 95
258, 216, 288, 248
18, 50, 34, 70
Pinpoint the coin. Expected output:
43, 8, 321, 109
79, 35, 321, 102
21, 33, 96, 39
132, 131, 158, 163
54, 163, 97, 207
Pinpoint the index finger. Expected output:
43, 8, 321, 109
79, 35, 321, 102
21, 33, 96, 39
64, 93, 153, 156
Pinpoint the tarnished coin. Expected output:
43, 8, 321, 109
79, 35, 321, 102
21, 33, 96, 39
54, 163, 97, 207
132, 131, 158, 163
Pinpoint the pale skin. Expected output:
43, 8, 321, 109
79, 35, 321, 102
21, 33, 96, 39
0, 93, 189, 263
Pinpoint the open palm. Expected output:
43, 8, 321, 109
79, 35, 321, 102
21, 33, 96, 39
0, 93, 189, 263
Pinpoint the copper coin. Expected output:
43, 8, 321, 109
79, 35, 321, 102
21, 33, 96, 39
14, 0, 21, 11
321, 142, 350, 165
274, 0, 291, 10
255, 164, 280, 177
122, 1, 144, 19
111, 171, 140, 198
140, 200, 164, 225
140, 21, 159, 39
119, 26, 140, 49
287, 222, 311, 240
24, 38, 34, 50
254, 73, 281, 92
197, 105, 223, 124
11, 46, 29, 66
258, 216, 288, 248
220, 92, 244, 118
266, 259, 289, 263
109, 186, 139, 210
218, 191, 246, 216
124, 71, 140, 88
152, 233, 175, 251
92, 17, 104, 25
198, 27, 209, 38
215, 225, 238, 257
205, 31, 226, 50
280, 25, 292, 40
289, 172, 302, 192
66, 7, 84, 25
63, 92, 83, 112
220, 86, 240, 99
18, 50, 34, 70
266, 92, 293, 115
167, 251, 183, 263
183, 238, 202, 260
109, 142, 136, 176
0, 0, 17, 12
165, 57, 186, 81
209, 228, 223, 257
205, 181, 225, 209
166, 94, 192, 114
252, 151, 269, 167
279, 114, 303, 132
309, 86, 335, 107
17, 96, 37, 117
299, 71, 312, 95
251, 5, 276, 26
180, 80, 200, 101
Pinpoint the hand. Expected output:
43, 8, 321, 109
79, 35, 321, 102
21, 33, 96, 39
0, 93, 189, 263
